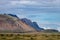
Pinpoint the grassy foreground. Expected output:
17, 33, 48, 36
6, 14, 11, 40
0, 33, 60, 40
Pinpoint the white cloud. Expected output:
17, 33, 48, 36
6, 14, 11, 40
0, 0, 60, 8
6, 0, 60, 8
10, 0, 39, 6
57, 27, 60, 31
42, 26, 52, 29
39, 22, 60, 31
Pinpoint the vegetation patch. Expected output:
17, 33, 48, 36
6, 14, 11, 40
0, 33, 60, 40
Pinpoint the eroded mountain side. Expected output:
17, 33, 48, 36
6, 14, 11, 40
0, 14, 37, 33
0, 14, 59, 33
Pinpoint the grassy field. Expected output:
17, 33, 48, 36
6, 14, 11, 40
0, 32, 60, 40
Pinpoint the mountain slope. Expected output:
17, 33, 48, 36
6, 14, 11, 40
21, 18, 44, 31
0, 14, 36, 33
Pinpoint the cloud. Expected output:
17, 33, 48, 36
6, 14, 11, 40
57, 27, 60, 31
0, 0, 60, 9
39, 22, 60, 31
9, 0, 39, 6
8, 0, 60, 8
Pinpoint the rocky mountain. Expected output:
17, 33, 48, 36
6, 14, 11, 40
0, 14, 36, 33
0, 14, 59, 33
21, 18, 44, 31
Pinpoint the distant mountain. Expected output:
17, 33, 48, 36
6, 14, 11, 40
21, 18, 44, 31
33, 22, 44, 31
40, 24, 60, 31
42, 29, 59, 33
0, 14, 36, 33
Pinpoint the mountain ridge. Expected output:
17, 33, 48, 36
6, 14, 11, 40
21, 18, 44, 31
0, 14, 59, 33
0, 14, 36, 33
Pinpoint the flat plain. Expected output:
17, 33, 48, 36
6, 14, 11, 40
0, 32, 60, 40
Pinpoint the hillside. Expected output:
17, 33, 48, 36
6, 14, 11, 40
0, 14, 59, 33
0, 14, 36, 33
21, 18, 44, 31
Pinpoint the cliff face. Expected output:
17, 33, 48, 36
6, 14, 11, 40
0, 14, 36, 33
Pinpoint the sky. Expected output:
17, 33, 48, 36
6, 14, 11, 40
0, 0, 60, 31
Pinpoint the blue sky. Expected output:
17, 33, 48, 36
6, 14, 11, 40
0, 0, 60, 31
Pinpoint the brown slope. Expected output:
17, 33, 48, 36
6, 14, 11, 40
0, 14, 36, 33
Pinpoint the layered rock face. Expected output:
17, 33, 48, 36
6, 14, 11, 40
0, 14, 36, 33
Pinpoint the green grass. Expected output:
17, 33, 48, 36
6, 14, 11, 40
0, 33, 60, 40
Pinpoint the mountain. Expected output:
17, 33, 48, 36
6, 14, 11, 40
0, 14, 36, 33
8, 14, 18, 18
40, 24, 60, 31
21, 18, 44, 31
32, 22, 44, 31
0, 14, 59, 33
42, 29, 59, 33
